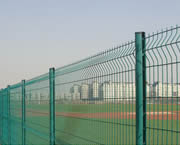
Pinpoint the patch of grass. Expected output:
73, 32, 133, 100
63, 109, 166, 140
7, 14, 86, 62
12, 103, 179, 145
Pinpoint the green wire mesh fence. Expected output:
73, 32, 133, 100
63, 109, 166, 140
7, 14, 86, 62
0, 26, 179, 145
55, 40, 136, 145
145, 26, 180, 145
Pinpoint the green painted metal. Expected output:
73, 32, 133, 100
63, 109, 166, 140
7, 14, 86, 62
142, 32, 147, 145
145, 26, 180, 145
25, 73, 49, 86
0, 90, 2, 143
135, 32, 144, 145
22, 80, 26, 145
49, 68, 55, 145
0, 26, 179, 145
9, 83, 21, 90
7, 85, 11, 145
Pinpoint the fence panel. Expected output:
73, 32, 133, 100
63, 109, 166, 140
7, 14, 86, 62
0, 25, 179, 145
0, 90, 2, 144
145, 26, 180, 145
25, 73, 50, 145
0, 88, 9, 144
55, 41, 136, 145
9, 83, 22, 145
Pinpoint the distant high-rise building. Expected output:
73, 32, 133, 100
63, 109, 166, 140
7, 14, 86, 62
80, 83, 89, 99
152, 82, 180, 98
71, 84, 80, 100
92, 81, 99, 98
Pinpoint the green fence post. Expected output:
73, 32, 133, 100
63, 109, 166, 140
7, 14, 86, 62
49, 68, 55, 145
22, 80, 26, 145
7, 85, 11, 145
135, 32, 145, 145
142, 32, 146, 145
0, 89, 2, 144
1, 89, 4, 145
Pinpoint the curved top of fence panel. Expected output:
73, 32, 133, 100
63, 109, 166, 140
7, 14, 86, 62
145, 25, 180, 50
1, 25, 179, 90
55, 40, 135, 78
25, 72, 49, 86
9, 82, 22, 90
145, 25, 180, 69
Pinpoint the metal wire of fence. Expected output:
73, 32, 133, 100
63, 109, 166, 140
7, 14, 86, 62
0, 25, 179, 145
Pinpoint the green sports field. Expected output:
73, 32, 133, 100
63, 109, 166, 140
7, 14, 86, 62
16, 103, 179, 145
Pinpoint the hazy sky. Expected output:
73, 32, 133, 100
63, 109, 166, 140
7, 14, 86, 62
0, 0, 180, 88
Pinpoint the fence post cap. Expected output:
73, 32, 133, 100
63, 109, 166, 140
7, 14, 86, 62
135, 32, 145, 34
49, 67, 55, 71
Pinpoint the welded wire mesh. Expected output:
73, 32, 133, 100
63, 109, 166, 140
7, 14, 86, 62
0, 90, 2, 143
55, 41, 136, 145
145, 26, 180, 145
9, 83, 22, 145
0, 25, 179, 145
25, 74, 50, 145
0, 88, 9, 145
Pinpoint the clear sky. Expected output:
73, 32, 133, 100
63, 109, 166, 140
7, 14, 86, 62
0, 0, 180, 88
